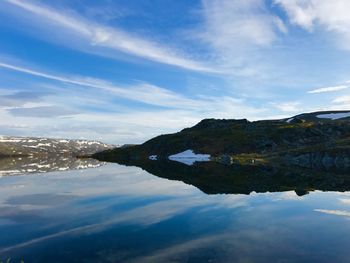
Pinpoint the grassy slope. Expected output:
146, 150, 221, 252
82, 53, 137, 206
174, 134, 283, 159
95, 118, 350, 160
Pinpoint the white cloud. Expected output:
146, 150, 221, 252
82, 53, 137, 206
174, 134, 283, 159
308, 84, 349, 94
195, 0, 288, 79
272, 101, 301, 112
3, 0, 214, 72
0, 61, 201, 109
274, 0, 315, 30
0, 60, 271, 143
333, 95, 350, 104
275, 0, 350, 49
329, 95, 350, 111
201, 0, 286, 48
0, 61, 268, 117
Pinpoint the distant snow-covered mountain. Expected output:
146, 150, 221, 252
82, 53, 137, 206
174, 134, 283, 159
0, 136, 115, 156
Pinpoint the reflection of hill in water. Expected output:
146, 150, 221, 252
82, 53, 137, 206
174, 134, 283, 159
115, 159, 350, 196
0, 156, 104, 176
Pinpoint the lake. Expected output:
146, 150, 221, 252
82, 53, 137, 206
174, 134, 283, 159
1, 157, 350, 262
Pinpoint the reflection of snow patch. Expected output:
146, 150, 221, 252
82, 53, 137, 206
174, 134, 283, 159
36, 164, 52, 168
168, 150, 210, 166
317, 112, 350, 120
0, 138, 22, 142
149, 155, 157, 160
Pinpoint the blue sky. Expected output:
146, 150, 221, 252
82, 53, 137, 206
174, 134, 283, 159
1, 0, 350, 144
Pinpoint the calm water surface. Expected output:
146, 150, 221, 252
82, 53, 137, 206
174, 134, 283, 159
0, 158, 350, 262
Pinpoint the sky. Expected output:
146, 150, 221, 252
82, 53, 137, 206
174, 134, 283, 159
1, 0, 350, 144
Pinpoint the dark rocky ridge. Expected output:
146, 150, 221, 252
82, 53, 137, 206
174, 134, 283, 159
94, 110, 350, 169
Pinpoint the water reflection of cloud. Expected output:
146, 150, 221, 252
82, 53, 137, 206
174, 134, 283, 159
0, 164, 197, 206
131, 233, 229, 263
6, 193, 76, 206
0, 164, 253, 254
338, 198, 350, 205
270, 191, 304, 201
129, 226, 329, 263
314, 209, 350, 217
0, 194, 247, 254
2, 162, 349, 259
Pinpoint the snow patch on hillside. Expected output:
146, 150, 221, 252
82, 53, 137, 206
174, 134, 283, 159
168, 150, 210, 165
316, 112, 350, 120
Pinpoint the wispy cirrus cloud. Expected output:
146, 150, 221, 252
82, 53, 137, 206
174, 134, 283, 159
0, 61, 200, 109
0, 61, 268, 118
1, 0, 291, 80
0, 91, 50, 107
0, 59, 272, 143
9, 106, 79, 118
2, 0, 214, 73
308, 84, 350, 94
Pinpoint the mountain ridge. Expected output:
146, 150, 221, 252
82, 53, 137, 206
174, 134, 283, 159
0, 136, 115, 157
94, 110, 350, 169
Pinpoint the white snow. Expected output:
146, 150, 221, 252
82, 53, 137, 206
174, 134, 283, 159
22, 139, 36, 143
316, 112, 350, 120
286, 118, 294, 123
168, 150, 210, 166
76, 140, 100, 146
37, 143, 51, 147
149, 155, 157, 160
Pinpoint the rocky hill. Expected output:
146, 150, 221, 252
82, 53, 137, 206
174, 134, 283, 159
0, 136, 115, 157
94, 110, 350, 169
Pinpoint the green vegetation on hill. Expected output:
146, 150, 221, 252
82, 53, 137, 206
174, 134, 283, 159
94, 111, 350, 169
